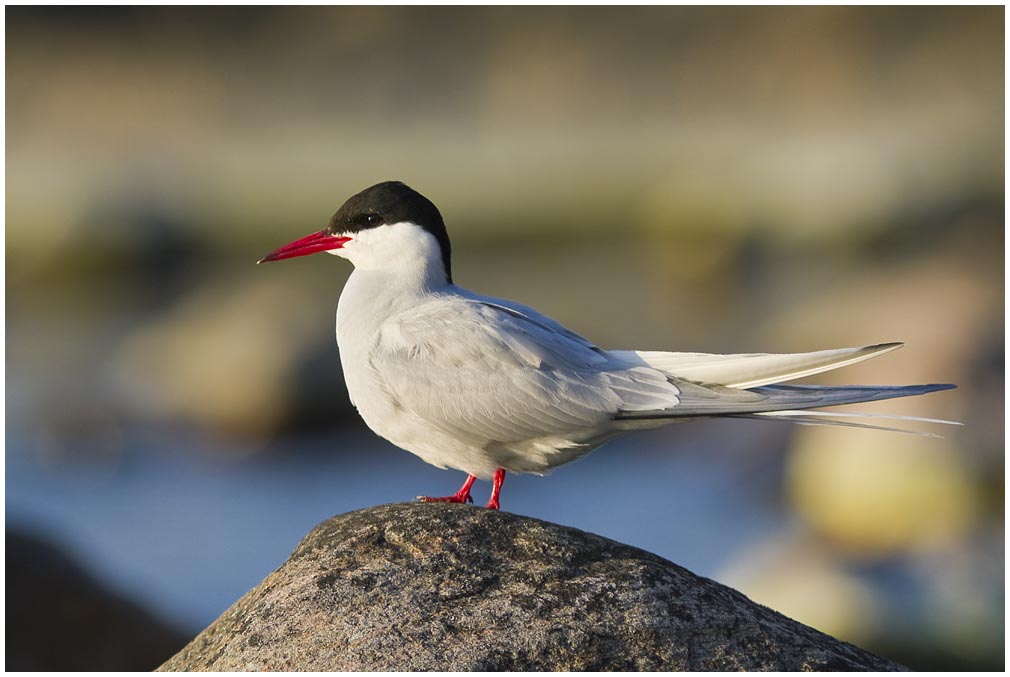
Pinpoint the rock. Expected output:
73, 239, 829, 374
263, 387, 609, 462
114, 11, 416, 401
159, 503, 905, 671
6, 528, 189, 671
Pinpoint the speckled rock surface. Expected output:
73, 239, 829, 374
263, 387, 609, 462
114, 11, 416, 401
159, 503, 905, 671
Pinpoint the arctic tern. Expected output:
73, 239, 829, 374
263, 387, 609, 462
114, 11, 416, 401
259, 181, 956, 510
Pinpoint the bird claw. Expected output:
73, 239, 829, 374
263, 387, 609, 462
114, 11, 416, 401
416, 494, 472, 504
418, 474, 477, 505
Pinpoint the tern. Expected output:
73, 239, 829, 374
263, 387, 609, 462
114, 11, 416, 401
259, 181, 956, 510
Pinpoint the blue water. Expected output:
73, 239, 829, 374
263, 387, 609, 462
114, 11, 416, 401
6, 419, 789, 633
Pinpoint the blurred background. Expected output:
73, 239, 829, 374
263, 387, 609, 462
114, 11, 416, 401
6, 6, 1003, 671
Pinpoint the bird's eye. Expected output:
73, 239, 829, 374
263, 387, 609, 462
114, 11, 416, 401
366, 214, 382, 226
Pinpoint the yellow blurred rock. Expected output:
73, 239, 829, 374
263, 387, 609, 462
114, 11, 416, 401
786, 429, 977, 557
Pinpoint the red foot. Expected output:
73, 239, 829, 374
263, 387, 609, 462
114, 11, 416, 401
418, 474, 475, 504
485, 468, 506, 510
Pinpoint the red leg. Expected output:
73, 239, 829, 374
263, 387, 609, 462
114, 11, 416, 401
485, 468, 506, 510
418, 474, 475, 504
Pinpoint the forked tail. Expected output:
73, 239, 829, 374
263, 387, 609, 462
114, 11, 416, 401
610, 343, 959, 436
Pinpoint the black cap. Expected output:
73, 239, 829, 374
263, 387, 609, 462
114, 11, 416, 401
327, 181, 452, 283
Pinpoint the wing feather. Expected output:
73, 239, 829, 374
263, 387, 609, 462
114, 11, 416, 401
368, 293, 954, 447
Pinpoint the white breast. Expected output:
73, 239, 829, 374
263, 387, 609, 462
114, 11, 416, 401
336, 269, 409, 425
336, 268, 490, 474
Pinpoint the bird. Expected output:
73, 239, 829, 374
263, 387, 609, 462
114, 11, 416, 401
259, 180, 957, 510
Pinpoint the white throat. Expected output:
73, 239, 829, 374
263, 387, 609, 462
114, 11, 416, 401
334, 221, 452, 370
328, 221, 449, 293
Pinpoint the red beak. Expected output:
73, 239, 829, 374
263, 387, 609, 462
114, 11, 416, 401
258, 230, 351, 263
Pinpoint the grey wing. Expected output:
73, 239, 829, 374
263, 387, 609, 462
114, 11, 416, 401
371, 296, 681, 446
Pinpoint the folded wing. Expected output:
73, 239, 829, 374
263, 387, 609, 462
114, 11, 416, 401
371, 295, 682, 447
